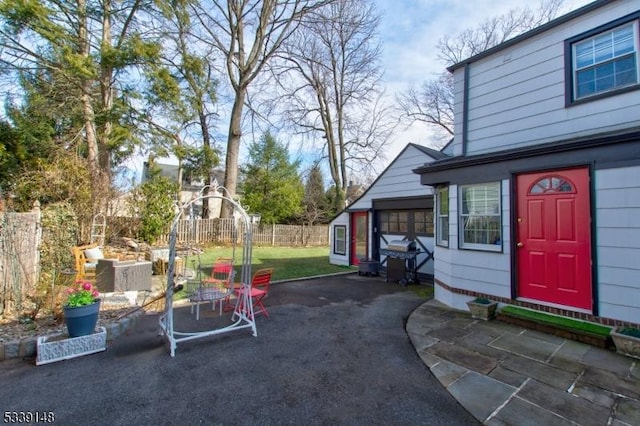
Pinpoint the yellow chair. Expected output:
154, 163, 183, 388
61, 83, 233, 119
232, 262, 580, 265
71, 243, 105, 281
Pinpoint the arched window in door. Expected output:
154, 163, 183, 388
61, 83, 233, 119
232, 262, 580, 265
528, 175, 575, 194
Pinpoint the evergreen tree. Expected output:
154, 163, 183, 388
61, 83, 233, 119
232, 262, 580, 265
0, 0, 164, 212
301, 163, 330, 225
129, 164, 178, 245
241, 132, 303, 224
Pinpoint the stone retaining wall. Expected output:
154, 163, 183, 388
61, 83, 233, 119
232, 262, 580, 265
1, 306, 145, 362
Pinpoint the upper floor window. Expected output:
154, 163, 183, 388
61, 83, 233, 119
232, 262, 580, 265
568, 19, 639, 103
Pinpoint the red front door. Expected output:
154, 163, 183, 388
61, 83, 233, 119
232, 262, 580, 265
350, 212, 368, 265
516, 168, 592, 310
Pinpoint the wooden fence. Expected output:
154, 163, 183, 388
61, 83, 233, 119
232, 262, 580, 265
155, 218, 329, 247
0, 204, 41, 317
0, 214, 328, 317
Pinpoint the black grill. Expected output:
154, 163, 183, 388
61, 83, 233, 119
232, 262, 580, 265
386, 240, 416, 252
381, 243, 420, 286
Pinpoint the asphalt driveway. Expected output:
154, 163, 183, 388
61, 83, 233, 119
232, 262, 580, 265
0, 273, 478, 425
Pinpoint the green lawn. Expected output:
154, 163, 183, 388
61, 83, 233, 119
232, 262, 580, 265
184, 246, 356, 282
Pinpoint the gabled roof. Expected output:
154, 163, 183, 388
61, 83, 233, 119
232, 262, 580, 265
341, 142, 449, 212
439, 138, 455, 155
411, 144, 449, 160
447, 0, 610, 72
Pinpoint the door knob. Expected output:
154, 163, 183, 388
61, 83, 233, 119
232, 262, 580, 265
517, 242, 524, 248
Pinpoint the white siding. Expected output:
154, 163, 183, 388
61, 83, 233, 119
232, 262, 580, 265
452, 0, 640, 155
329, 144, 440, 267
451, 71, 465, 156
349, 144, 436, 210
595, 166, 640, 323
434, 180, 512, 299
329, 212, 349, 266
434, 247, 453, 288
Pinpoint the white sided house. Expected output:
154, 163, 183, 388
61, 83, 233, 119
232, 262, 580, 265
414, 0, 640, 328
330, 143, 447, 282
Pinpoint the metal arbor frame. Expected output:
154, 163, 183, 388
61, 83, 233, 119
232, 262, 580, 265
158, 186, 257, 357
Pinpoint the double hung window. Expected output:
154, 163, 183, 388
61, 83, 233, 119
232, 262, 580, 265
459, 183, 501, 251
333, 225, 346, 255
436, 187, 449, 247
570, 20, 639, 102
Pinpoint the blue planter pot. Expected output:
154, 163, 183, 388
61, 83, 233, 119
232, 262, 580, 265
63, 299, 101, 338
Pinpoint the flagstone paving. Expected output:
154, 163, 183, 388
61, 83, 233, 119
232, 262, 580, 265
407, 300, 640, 425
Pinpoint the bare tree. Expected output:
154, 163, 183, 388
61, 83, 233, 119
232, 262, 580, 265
278, 0, 392, 211
397, 0, 567, 145
396, 72, 454, 146
188, 0, 333, 217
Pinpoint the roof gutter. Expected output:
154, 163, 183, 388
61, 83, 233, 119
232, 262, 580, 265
413, 128, 640, 175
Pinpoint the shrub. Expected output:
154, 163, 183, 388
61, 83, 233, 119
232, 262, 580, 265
128, 172, 177, 245
619, 327, 640, 338
24, 202, 79, 320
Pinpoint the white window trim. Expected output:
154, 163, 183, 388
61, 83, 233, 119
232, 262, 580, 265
436, 187, 449, 247
333, 225, 346, 255
458, 182, 502, 252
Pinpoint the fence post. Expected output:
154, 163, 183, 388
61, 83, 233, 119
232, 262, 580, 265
32, 200, 42, 285
0, 211, 4, 315
271, 224, 275, 247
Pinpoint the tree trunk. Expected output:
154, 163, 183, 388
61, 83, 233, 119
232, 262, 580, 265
96, 0, 114, 215
222, 89, 246, 218
200, 110, 212, 219
78, 0, 101, 219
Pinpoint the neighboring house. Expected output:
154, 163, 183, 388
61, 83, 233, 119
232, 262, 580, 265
142, 160, 226, 218
346, 180, 367, 205
107, 191, 135, 217
414, 0, 640, 327
329, 143, 447, 280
